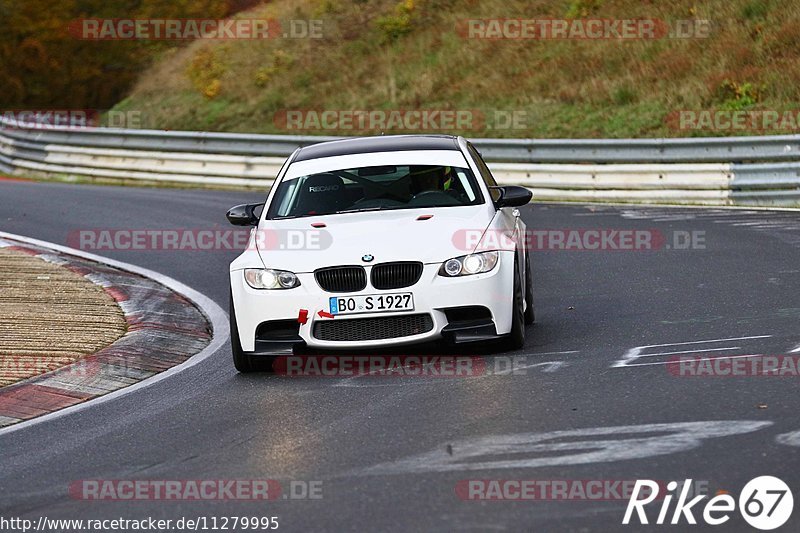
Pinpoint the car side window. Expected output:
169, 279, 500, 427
467, 143, 501, 202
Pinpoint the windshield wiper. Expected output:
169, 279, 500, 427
271, 207, 384, 219
334, 206, 386, 214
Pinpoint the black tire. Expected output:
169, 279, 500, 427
500, 255, 525, 351
524, 251, 535, 325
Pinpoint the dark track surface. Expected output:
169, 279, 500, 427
2, 180, 800, 531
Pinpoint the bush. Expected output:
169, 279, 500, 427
565, 0, 602, 18
186, 46, 227, 99
375, 0, 415, 43
715, 80, 761, 110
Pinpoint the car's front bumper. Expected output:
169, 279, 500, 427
230, 251, 515, 353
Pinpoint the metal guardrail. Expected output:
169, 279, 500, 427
473, 136, 800, 164
1, 117, 799, 206
5, 122, 800, 162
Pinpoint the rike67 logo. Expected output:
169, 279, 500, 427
623, 476, 793, 530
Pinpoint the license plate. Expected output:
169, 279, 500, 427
329, 293, 414, 316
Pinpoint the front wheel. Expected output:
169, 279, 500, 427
500, 255, 525, 351
524, 251, 535, 325
230, 290, 272, 372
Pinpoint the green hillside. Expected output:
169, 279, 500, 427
112, 0, 800, 138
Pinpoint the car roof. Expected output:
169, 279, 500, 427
293, 135, 461, 162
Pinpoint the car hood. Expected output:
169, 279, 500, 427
256, 206, 493, 273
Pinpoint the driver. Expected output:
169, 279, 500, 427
410, 166, 451, 195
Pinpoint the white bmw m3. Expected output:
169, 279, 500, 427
227, 135, 534, 372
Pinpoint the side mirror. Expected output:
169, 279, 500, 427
226, 203, 262, 226
491, 186, 532, 208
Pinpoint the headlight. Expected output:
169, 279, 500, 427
438, 251, 499, 277
244, 268, 300, 289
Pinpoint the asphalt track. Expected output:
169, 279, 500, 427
2, 180, 800, 532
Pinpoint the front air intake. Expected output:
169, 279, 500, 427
313, 314, 434, 341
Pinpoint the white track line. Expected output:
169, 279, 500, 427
0, 231, 229, 438
511, 361, 568, 373
641, 335, 771, 349
515, 350, 579, 356
636, 346, 740, 358
621, 354, 764, 368
612, 335, 772, 368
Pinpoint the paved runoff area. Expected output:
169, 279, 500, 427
0, 236, 212, 428
0, 246, 126, 386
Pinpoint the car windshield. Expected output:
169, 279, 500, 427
266, 164, 484, 219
